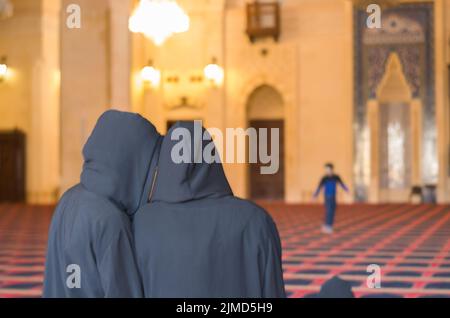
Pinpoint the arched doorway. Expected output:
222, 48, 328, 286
246, 85, 285, 200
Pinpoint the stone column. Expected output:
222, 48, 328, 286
410, 98, 423, 186
60, 0, 111, 194
109, 0, 132, 111
28, 0, 61, 204
435, 0, 449, 202
368, 99, 379, 203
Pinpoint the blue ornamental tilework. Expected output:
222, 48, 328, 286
353, 4, 436, 201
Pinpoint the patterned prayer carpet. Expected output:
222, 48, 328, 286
1, 203, 450, 298
0, 204, 52, 298
260, 203, 450, 298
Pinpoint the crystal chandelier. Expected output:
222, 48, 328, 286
129, 0, 190, 46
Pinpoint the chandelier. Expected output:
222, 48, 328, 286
129, 0, 190, 46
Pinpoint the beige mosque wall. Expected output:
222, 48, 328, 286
109, 0, 132, 111
224, 0, 354, 202
133, 0, 226, 135
60, 0, 115, 194
2, 0, 450, 203
31, 0, 61, 203
436, 0, 450, 202
0, 0, 40, 133
293, 0, 354, 203
299, 0, 353, 203
0, 0, 60, 203
56, 0, 450, 204
54, 0, 450, 204
57, 0, 450, 204
224, 0, 298, 201
130, 0, 354, 203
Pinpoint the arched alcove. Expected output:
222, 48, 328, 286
377, 53, 412, 104
248, 85, 284, 120
246, 84, 285, 200
369, 52, 421, 203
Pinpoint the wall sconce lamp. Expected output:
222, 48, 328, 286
0, 56, 8, 83
204, 57, 224, 87
141, 60, 161, 88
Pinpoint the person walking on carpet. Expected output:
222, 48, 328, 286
313, 163, 349, 234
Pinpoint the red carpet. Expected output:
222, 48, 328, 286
261, 203, 450, 298
1, 203, 450, 298
0, 204, 52, 298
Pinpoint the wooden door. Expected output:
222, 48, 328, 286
0, 130, 26, 202
249, 120, 285, 200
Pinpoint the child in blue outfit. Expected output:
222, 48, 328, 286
314, 163, 349, 234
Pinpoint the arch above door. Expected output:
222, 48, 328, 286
247, 84, 284, 120
246, 84, 285, 201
